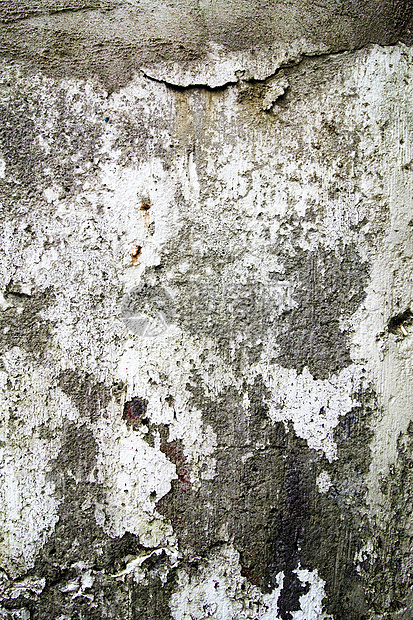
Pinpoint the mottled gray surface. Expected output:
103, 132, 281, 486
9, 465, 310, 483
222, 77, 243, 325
0, 0, 412, 89
0, 3, 412, 620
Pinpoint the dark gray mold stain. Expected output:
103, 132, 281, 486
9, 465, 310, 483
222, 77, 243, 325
156, 370, 382, 620
157, 377, 298, 592
0, 420, 176, 620
0, 100, 41, 203
301, 386, 377, 620
0, 286, 54, 362
58, 369, 124, 422
0, 85, 104, 212
155, 376, 320, 619
274, 243, 369, 379
130, 567, 175, 620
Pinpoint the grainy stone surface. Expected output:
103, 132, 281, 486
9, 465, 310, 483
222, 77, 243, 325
0, 0, 412, 89
0, 4, 412, 618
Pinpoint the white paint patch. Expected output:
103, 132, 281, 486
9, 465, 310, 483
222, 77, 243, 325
316, 471, 332, 494
292, 568, 333, 620
93, 412, 177, 547
116, 336, 225, 488
346, 45, 413, 517
43, 186, 62, 203
169, 545, 284, 620
251, 364, 364, 461
0, 348, 81, 577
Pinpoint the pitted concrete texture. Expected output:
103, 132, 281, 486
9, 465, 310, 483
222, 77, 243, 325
0, 0, 412, 89
0, 3, 412, 619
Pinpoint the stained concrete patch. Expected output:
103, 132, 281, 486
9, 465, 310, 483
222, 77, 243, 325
274, 244, 369, 379
21, 422, 141, 619
0, 38, 411, 620
0, 287, 54, 362
58, 369, 121, 422
0, 0, 412, 89
154, 370, 380, 620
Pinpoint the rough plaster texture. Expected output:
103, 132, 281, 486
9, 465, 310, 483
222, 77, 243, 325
0, 2, 412, 619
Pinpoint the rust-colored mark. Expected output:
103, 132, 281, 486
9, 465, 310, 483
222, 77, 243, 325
123, 396, 149, 426
131, 245, 142, 265
140, 203, 151, 226
160, 438, 191, 492
241, 565, 261, 587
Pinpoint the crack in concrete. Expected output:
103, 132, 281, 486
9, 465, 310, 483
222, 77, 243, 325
139, 43, 408, 92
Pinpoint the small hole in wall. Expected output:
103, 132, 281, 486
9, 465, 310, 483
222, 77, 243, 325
123, 397, 148, 425
388, 308, 413, 336
150, 491, 156, 501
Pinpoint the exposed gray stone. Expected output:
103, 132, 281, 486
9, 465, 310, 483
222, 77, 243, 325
0, 6, 412, 619
0, 0, 411, 89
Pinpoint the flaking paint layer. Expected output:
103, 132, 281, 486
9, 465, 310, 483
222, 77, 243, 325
0, 43, 411, 619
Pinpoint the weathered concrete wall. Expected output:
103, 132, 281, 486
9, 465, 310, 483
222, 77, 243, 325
0, 2, 412, 619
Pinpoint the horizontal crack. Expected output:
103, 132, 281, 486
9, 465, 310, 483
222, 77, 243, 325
139, 43, 395, 92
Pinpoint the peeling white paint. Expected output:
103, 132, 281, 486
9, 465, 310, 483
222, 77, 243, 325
251, 364, 364, 461
0, 348, 80, 577
346, 45, 413, 518
169, 545, 284, 620
292, 568, 332, 620
316, 471, 332, 494
93, 412, 178, 546
0, 42, 411, 616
